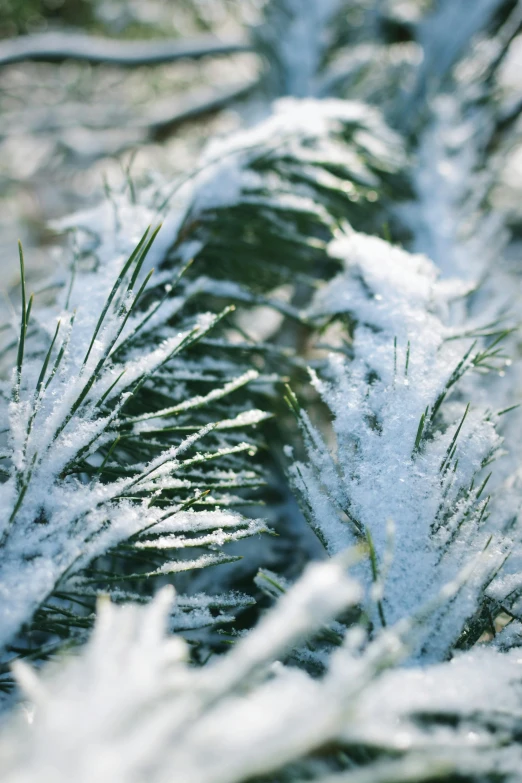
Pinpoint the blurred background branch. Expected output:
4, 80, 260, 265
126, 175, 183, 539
0, 31, 251, 67
0, 0, 263, 306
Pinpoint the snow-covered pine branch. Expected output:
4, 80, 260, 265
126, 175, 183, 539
1, 0, 522, 779
0, 225, 269, 691
402, 0, 522, 632
158, 96, 407, 295
3, 560, 522, 783
287, 229, 515, 660
0, 90, 408, 693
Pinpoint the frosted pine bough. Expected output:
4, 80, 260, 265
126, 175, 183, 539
0, 96, 403, 684
0, 216, 269, 675
1, 2, 522, 782
289, 230, 513, 659
3, 567, 522, 783
2, 107, 521, 778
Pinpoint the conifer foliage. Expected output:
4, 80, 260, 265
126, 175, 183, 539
1, 1, 522, 781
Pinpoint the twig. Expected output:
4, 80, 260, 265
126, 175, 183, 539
147, 79, 259, 140
0, 32, 252, 69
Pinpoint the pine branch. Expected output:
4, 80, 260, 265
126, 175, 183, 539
287, 230, 514, 660
0, 222, 270, 686
3, 561, 522, 783
1, 2, 522, 779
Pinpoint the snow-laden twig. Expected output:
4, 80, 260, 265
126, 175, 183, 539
3, 563, 522, 783
288, 230, 514, 659
0, 210, 268, 667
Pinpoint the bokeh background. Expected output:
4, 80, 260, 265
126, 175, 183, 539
0, 0, 261, 303
2, 0, 522, 308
